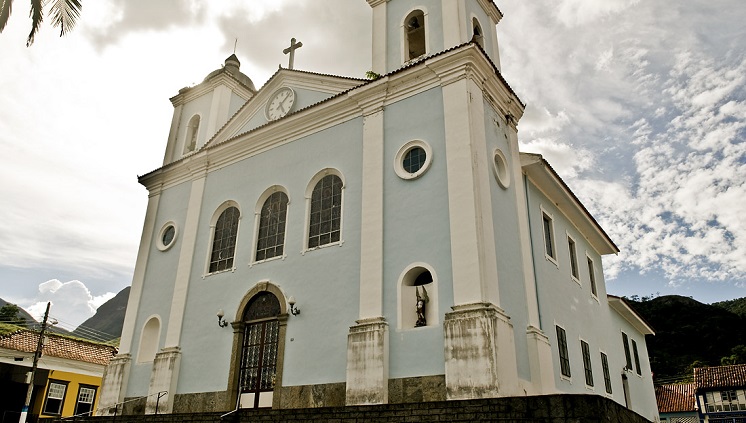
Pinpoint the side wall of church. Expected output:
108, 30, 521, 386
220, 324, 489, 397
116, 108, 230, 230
175, 92, 214, 154
525, 179, 657, 420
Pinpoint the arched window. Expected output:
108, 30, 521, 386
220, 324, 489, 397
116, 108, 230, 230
137, 316, 160, 363
308, 174, 343, 248
256, 191, 289, 261
210, 206, 240, 273
184, 115, 200, 154
472, 18, 484, 48
404, 10, 426, 61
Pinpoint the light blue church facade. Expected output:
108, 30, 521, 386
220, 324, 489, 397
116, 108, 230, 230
99, 0, 659, 420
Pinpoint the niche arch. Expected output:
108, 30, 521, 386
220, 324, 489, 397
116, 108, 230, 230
136, 315, 161, 363
397, 263, 439, 329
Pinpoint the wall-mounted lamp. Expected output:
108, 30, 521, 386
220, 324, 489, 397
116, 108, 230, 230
288, 296, 300, 316
216, 309, 229, 327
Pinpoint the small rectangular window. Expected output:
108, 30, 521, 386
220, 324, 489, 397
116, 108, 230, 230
568, 237, 579, 279
601, 352, 612, 394
43, 381, 67, 415
581, 340, 594, 387
631, 339, 641, 375
543, 212, 555, 260
75, 386, 97, 416
587, 256, 598, 296
556, 325, 571, 377
622, 332, 633, 371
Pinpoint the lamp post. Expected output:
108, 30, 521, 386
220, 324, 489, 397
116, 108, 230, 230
19, 302, 51, 423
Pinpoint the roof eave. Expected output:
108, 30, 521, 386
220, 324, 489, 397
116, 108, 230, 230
608, 295, 656, 335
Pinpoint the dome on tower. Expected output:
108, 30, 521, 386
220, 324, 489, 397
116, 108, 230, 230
203, 54, 256, 91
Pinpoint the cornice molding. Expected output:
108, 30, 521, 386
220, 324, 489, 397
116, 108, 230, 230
170, 72, 254, 107
366, 0, 389, 8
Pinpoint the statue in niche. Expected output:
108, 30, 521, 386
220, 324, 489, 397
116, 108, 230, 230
415, 285, 429, 327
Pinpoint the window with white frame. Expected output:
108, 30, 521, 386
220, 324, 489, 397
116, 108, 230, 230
74, 386, 97, 416
703, 390, 746, 412
587, 256, 598, 296
568, 236, 579, 280
43, 381, 67, 415
556, 325, 571, 378
581, 340, 594, 387
256, 191, 289, 261
209, 206, 240, 273
601, 352, 612, 394
542, 211, 556, 261
308, 174, 342, 248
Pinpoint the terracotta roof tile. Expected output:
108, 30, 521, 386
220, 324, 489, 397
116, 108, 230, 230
656, 383, 697, 413
0, 329, 116, 366
695, 364, 746, 390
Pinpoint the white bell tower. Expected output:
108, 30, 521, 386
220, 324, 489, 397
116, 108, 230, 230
367, 0, 503, 75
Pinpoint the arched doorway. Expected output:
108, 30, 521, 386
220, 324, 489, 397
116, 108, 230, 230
239, 291, 281, 408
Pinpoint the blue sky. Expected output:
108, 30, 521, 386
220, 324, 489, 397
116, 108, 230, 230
0, 0, 744, 328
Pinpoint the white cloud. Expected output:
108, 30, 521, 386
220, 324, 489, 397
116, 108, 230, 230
520, 138, 595, 179
24, 280, 115, 329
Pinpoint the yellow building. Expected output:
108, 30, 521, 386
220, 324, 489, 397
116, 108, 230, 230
0, 326, 116, 421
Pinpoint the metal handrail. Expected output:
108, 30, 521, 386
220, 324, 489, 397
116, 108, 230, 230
60, 391, 168, 420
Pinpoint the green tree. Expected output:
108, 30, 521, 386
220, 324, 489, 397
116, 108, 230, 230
0, 0, 81, 46
0, 303, 27, 324
721, 345, 746, 365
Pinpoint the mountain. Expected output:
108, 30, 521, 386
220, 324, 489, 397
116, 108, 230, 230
713, 297, 746, 318
0, 298, 37, 324
625, 295, 746, 381
72, 286, 130, 342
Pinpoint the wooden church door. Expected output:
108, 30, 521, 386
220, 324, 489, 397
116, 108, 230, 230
239, 292, 281, 408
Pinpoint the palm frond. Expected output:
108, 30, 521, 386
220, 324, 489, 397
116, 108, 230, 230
48, 0, 80, 37
0, 0, 13, 33
26, 0, 43, 46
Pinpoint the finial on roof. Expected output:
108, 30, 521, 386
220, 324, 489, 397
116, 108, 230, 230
225, 54, 240, 74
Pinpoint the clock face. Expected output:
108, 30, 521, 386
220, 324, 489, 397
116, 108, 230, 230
265, 87, 296, 121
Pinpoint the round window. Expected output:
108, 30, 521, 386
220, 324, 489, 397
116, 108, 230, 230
492, 148, 510, 189
394, 140, 433, 180
403, 147, 426, 174
157, 222, 178, 251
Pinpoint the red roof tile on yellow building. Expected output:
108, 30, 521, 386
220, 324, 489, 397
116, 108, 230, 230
0, 328, 117, 365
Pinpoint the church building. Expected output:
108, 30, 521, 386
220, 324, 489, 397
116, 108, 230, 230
99, 1, 659, 421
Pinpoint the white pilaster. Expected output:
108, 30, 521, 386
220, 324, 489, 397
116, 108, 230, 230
119, 192, 161, 354
367, 0, 388, 76
206, 85, 232, 143
441, 71, 500, 307
164, 175, 206, 348
163, 105, 183, 165
358, 100, 385, 319
441, 0, 466, 48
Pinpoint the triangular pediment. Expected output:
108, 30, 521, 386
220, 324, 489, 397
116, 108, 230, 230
205, 68, 365, 148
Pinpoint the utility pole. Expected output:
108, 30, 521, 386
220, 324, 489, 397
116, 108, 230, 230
19, 302, 50, 423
